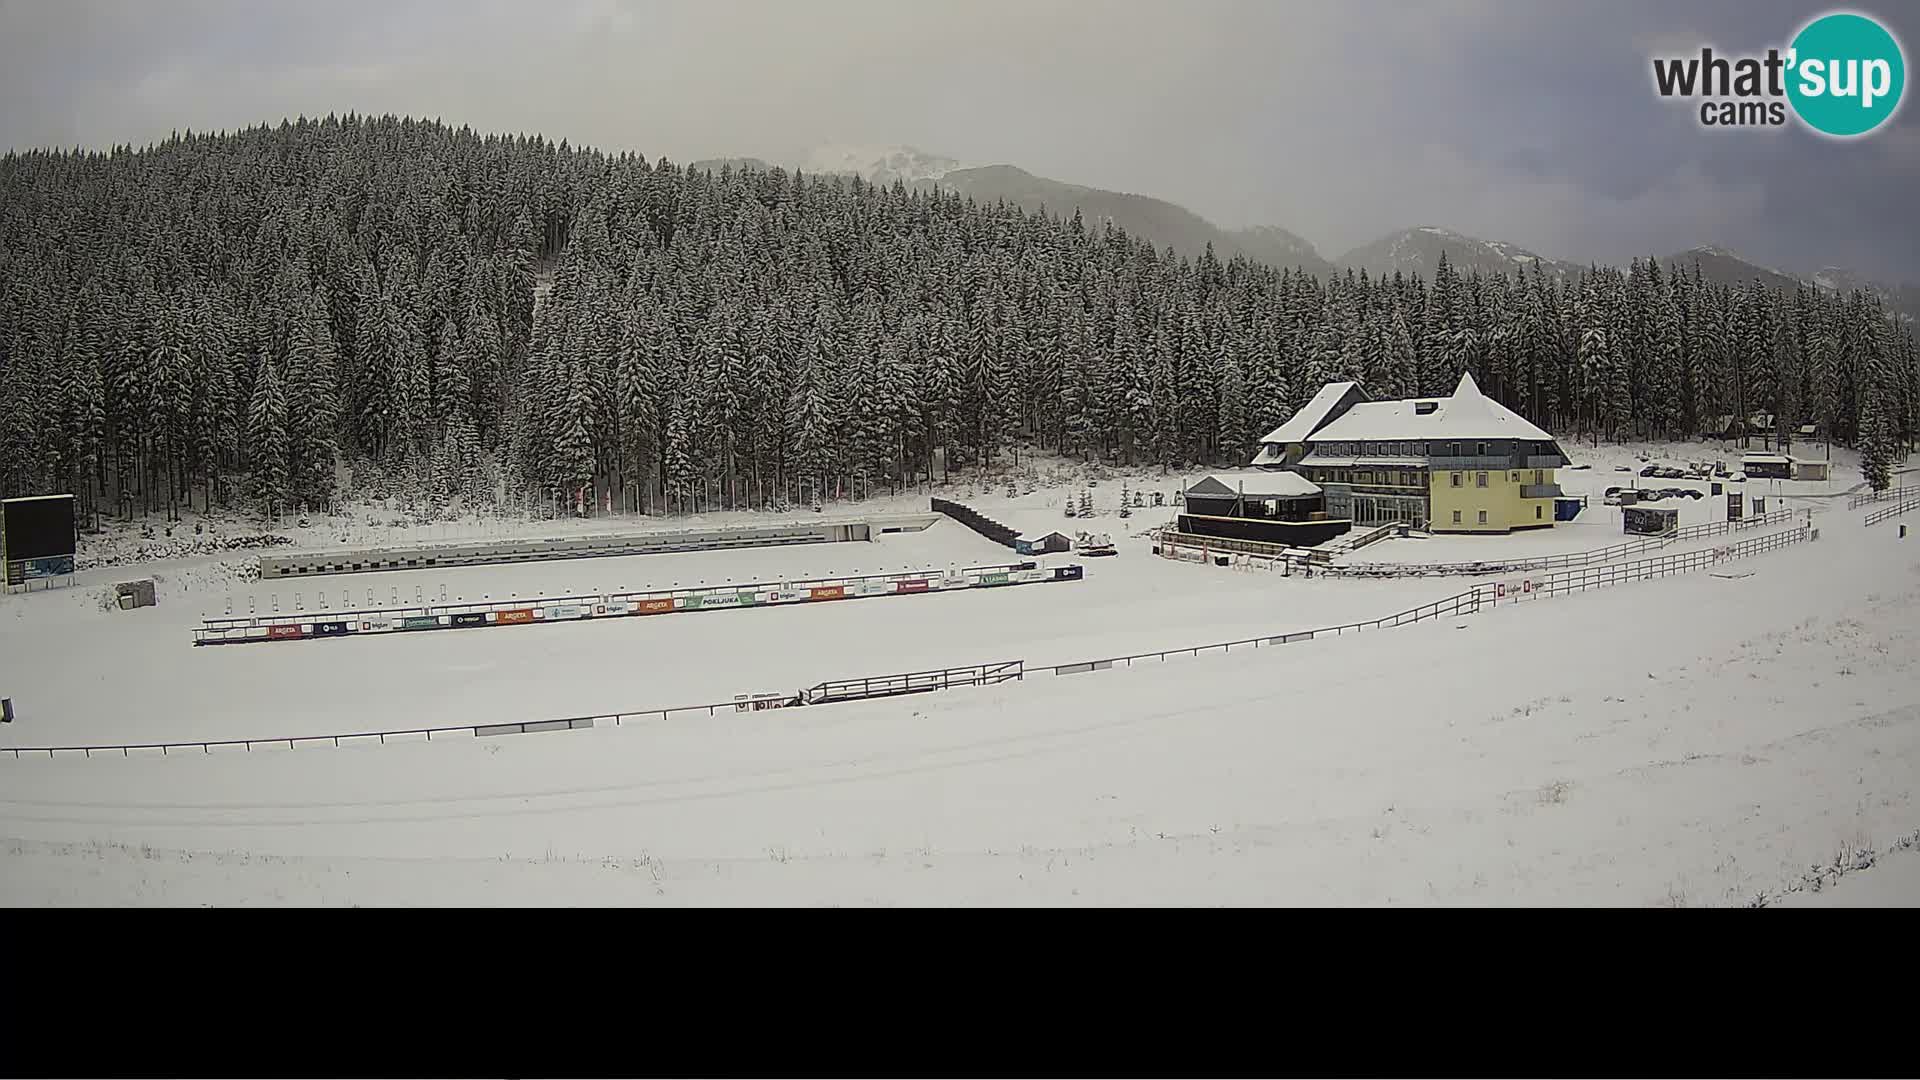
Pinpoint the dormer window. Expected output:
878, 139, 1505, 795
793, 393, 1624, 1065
1414, 401, 1438, 415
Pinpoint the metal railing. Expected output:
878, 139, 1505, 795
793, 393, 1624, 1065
801, 661, 1024, 705
1154, 529, 1331, 564
1049, 522, 1815, 676
1037, 588, 1484, 675
3, 659, 1031, 760
2, 697, 760, 759
1477, 524, 1812, 606
1865, 497, 1920, 527
1848, 485, 1917, 510
1318, 508, 1801, 579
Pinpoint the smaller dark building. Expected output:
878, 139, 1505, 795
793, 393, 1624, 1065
1741, 453, 1794, 480
1178, 472, 1352, 548
1623, 505, 1679, 536
1015, 531, 1073, 555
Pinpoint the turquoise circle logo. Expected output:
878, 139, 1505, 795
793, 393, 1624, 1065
1787, 12, 1906, 137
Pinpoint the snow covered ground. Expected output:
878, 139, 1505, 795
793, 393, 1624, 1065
3, 445, 1916, 905
1777, 841, 1920, 907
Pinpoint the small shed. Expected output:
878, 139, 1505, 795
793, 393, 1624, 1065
1791, 458, 1830, 482
1623, 505, 1679, 536
1015, 531, 1073, 555
114, 579, 157, 610
1741, 453, 1794, 480
1553, 496, 1586, 522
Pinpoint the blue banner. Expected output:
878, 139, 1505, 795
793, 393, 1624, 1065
6, 555, 74, 585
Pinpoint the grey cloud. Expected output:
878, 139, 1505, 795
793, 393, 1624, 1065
1, 0, 1914, 280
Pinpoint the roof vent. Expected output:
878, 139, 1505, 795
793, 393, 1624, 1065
1414, 401, 1439, 414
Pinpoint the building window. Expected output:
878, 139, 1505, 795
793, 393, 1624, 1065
1452, 510, 1462, 524
1451, 472, 1462, 488
1511, 471, 1520, 483
1534, 470, 1543, 484
1478, 510, 1488, 524
1536, 505, 1543, 520
1476, 472, 1488, 488
1476, 442, 1487, 456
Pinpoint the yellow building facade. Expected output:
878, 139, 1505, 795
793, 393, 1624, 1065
1428, 465, 1561, 533
1253, 371, 1570, 536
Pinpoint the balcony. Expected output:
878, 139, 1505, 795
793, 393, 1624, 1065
1428, 455, 1515, 471
1524, 454, 1569, 469
1521, 483, 1564, 499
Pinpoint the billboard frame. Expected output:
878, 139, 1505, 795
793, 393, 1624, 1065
2, 493, 79, 593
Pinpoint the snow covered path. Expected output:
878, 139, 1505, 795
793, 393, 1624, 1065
2, 507, 1915, 905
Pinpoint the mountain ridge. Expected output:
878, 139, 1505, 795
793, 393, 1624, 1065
693, 143, 1912, 316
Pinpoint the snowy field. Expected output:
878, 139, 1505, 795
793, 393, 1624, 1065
2, 445, 1916, 905
1, 517, 1467, 747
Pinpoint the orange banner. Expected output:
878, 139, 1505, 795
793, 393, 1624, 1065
496, 608, 535, 624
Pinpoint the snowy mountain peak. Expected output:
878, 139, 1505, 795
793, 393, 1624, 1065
1337, 226, 1580, 280
800, 144, 964, 185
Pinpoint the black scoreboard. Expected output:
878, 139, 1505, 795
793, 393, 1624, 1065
2, 494, 77, 586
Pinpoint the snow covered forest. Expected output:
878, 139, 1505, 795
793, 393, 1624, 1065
1, 114, 1915, 523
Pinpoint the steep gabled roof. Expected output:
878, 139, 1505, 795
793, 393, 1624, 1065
1187, 471, 1322, 499
1307, 372, 1555, 443
1258, 381, 1364, 445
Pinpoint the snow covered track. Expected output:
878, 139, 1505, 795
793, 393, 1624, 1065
194, 560, 1082, 645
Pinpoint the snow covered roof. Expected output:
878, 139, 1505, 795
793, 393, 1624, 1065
1188, 471, 1322, 499
1249, 444, 1287, 466
1258, 382, 1362, 445
1307, 372, 1555, 444
1741, 453, 1793, 463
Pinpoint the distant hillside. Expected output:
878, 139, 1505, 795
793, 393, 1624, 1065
1336, 226, 1582, 281
929, 164, 1335, 275
1661, 245, 1806, 292
687, 156, 778, 175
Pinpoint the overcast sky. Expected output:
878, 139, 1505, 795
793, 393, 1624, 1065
3, 0, 1916, 281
